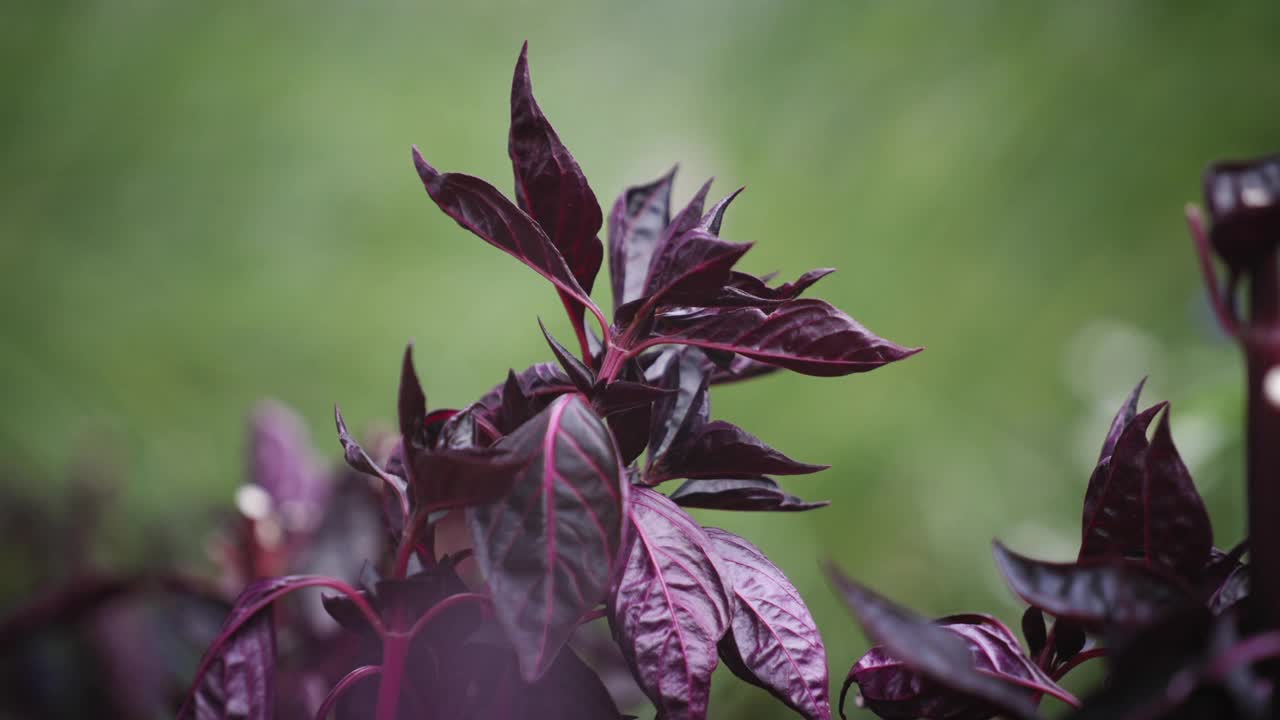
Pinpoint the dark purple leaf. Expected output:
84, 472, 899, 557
609, 168, 675, 311
1053, 620, 1086, 661
641, 177, 715, 291
499, 368, 537, 435
399, 344, 429, 454
1098, 379, 1146, 464
1207, 563, 1249, 615
509, 43, 603, 296
413, 148, 603, 327
606, 356, 654, 465
827, 568, 1045, 720
649, 420, 827, 484
709, 354, 782, 385
522, 644, 625, 720
644, 299, 921, 377
334, 405, 394, 483
723, 268, 835, 304
647, 347, 711, 466
695, 187, 744, 236
467, 394, 627, 681
540, 318, 595, 393
670, 477, 829, 512
608, 487, 733, 719
412, 446, 522, 513
635, 230, 752, 312
476, 363, 576, 421
595, 380, 673, 417
993, 542, 1190, 632
706, 528, 830, 720
1021, 607, 1047, 659
1080, 402, 1213, 582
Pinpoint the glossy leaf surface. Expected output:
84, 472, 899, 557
467, 394, 627, 681
649, 419, 827, 483
994, 542, 1189, 631
828, 567, 1044, 720
414, 148, 601, 323
707, 528, 830, 720
508, 43, 603, 296
609, 487, 733, 720
608, 168, 675, 311
646, 299, 921, 377
670, 477, 829, 512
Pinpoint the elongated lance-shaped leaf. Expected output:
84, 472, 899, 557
414, 148, 604, 330
638, 177, 715, 298
539, 318, 595, 393
694, 187, 744, 236
1079, 402, 1213, 582
647, 347, 712, 466
993, 542, 1190, 632
467, 394, 627, 681
606, 355, 653, 465
1098, 378, 1146, 464
399, 344, 429, 455
643, 299, 921, 377
609, 168, 675, 311
608, 487, 734, 720
509, 43, 603, 295
618, 231, 751, 323
709, 354, 782, 385
650, 420, 828, 484
707, 528, 830, 720
670, 477, 829, 512
594, 379, 672, 417
827, 567, 1044, 720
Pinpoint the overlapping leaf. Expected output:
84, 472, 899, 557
645, 299, 921, 377
707, 528, 830, 720
828, 568, 1048, 720
467, 394, 627, 681
413, 148, 602, 327
608, 487, 733, 719
993, 542, 1189, 632
609, 168, 676, 311
1079, 389, 1212, 582
670, 477, 829, 512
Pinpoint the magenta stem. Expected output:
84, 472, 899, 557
373, 635, 410, 720
314, 665, 381, 720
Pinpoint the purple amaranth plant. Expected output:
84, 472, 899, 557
827, 154, 1280, 719
178, 43, 919, 720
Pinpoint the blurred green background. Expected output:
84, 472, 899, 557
3, 1, 1278, 717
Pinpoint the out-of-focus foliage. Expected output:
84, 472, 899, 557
2, 2, 1278, 717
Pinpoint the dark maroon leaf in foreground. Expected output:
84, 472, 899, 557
182, 577, 366, 720
182, 605, 274, 720
707, 528, 830, 720
1080, 400, 1213, 582
609, 487, 733, 720
606, 356, 654, 465
645, 299, 921, 377
609, 168, 675, 311
414, 148, 602, 327
509, 43, 603, 295
467, 394, 627, 681
670, 477, 829, 512
540, 318, 595, 393
522, 644, 624, 720
993, 542, 1190, 631
827, 567, 1045, 720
